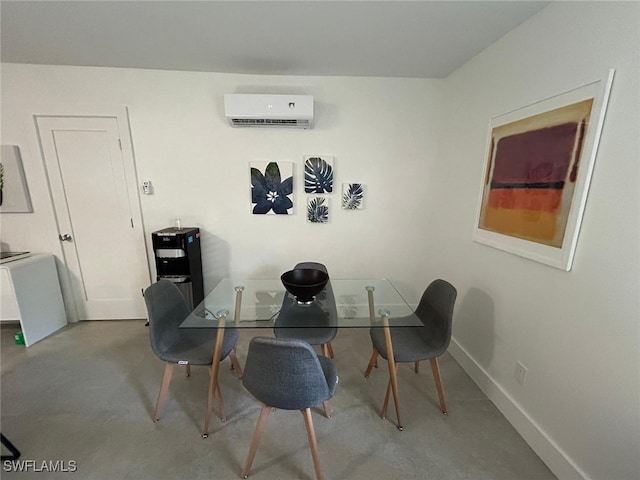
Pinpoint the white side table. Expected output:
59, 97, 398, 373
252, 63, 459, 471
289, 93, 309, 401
0, 254, 67, 346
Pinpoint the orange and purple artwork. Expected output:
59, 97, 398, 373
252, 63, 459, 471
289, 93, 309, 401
478, 99, 593, 248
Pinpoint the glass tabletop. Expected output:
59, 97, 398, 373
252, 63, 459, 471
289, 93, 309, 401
180, 278, 421, 329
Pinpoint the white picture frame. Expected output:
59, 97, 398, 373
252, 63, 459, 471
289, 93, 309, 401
473, 69, 615, 271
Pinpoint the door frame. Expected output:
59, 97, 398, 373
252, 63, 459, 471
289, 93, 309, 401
33, 105, 151, 322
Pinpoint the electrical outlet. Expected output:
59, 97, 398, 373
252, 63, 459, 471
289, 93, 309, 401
514, 361, 528, 386
142, 180, 152, 195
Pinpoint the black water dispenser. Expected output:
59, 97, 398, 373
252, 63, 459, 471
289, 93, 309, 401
151, 227, 204, 310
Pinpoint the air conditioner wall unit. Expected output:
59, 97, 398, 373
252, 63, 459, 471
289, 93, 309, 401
224, 94, 314, 128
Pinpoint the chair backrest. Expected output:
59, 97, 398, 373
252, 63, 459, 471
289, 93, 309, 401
243, 337, 333, 410
294, 261, 328, 275
415, 279, 457, 349
144, 280, 191, 359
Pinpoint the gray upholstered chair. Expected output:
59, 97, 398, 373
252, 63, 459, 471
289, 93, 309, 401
241, 336, 338, 480
144, 280, 242, 423
274, 262, 337, 358
364, 279, 457, 414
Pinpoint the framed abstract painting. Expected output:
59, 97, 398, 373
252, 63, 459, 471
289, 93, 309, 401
473, 69, 615, 270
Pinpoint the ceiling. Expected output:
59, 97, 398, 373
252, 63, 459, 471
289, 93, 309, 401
0, 1, 550, 79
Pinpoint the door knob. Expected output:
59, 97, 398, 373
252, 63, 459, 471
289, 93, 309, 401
59, 233, 72, 242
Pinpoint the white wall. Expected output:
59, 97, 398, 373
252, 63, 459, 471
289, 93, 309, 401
1, 2, 638, 479
0, 65, 443, 306
438, 2, 640, 480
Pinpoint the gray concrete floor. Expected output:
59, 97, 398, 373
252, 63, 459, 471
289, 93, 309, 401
0, 321, 555, 479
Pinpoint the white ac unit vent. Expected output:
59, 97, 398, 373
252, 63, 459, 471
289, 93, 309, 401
224, 94, 314, 129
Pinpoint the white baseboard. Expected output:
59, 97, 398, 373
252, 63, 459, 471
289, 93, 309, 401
448, 338, 588, 480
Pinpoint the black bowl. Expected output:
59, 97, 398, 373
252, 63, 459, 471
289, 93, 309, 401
281, 268, 329, 304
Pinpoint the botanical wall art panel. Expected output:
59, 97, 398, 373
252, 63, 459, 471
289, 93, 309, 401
473, 69, 615, 270
304, 156, 334, 193
342, 183, 365, 210
250, 161, 293, 215
307, 196, 329, 223
0, 145, 33, 213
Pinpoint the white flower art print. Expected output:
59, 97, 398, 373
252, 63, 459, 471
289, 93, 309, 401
250, 161, 293, 215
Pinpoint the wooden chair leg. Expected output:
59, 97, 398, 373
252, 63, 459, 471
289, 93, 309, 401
242, 404, 272, 478
153, 363, 174, 422
326, 342, 335, 359
302, 408, 325, 480
414, 361, 419, 374
321, 344, 329, 357
430, 357, 447, 414
185, 364, 191, 377
229, 349, 243, 378
364, 349, 379, 378
322, 400, 331, 418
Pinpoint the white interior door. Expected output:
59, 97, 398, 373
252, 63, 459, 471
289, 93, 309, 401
36, 113, 149, 320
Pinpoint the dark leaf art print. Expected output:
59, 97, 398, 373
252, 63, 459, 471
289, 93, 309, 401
250, 161, 293, 215
307, 197, 329, 223
342, 183, 364, 210
304, 156, 334, 193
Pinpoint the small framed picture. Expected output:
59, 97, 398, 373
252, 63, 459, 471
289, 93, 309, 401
304, 156, 334, 193
342, 183, 365, 210
306, 196, 329, 223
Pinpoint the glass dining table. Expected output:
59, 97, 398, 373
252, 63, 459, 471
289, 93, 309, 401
180, 278, 422, 436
